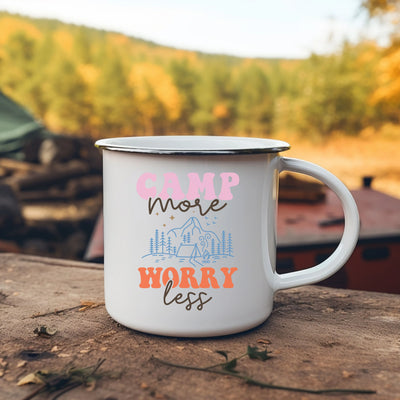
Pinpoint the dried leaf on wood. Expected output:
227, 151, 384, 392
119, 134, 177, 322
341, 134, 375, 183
78, 300, 104, 312
17, 371, 48, 386
33, 326, 57, 338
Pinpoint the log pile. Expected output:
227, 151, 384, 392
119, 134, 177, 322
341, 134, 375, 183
0, 135, 103, 260
279, 173, 326, 203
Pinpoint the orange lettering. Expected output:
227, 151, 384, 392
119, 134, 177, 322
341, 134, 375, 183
162, 267, 180, 288
199, 267, 219, 288
138, 267, 162, 288
179, 267, 199, 288
220, 267, 238, 288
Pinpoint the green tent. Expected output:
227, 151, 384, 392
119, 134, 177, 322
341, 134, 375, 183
0, 91, 50, 159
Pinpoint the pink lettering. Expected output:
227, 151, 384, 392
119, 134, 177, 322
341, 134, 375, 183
159, 173, 185, 200
186, 173, 216, 200
136, 173, 157, 199
136, 172, 240, 201
219, 173, 240, 200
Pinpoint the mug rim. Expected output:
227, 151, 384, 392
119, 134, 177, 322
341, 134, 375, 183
95, 135, 290, 155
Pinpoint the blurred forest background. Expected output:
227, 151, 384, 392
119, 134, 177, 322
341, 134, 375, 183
0, 0, 400, 196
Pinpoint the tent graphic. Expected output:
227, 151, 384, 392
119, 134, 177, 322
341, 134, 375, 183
176, 243, 202, 258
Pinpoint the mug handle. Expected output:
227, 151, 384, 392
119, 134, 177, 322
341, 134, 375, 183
273, 157, 360, 291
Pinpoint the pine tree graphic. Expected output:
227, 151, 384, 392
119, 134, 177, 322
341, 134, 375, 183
160, 231, 166, 254
211, 238, 215, 255
150, 237, 154, 255
222, 231, 226, 254
166, 236, 172, 255
154, 229, 159, 254
228, 233, 233, 256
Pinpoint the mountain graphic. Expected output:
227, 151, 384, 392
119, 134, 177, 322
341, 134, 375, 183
143, 216, 233, 265
167, 217, 220, 258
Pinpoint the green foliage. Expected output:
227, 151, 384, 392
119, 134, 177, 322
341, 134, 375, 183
246, 345, 272, 361
168, 59, 198, 133
235, 64, 274, 135
93, 54, 135, 136
0, 11, 396, 138
298, 43, 379, 136
45, 56, 90, 133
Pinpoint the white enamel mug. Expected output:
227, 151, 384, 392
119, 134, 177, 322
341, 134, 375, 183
96, 136, 359, 337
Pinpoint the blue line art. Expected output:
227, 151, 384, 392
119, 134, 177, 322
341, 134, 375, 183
142, 217, 233, 266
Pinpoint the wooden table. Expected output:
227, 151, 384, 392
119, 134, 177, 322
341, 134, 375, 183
1, 253, 399, 399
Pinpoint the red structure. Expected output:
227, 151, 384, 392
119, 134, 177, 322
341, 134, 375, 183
277, 186, 400, 294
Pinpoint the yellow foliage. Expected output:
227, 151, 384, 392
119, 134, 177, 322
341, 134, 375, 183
175, 49, 198, 63
129, 62, 181, 120
44, 110, 63, 133
0, 16, 42, 44
77, 63, 100, 85
53, 30, 74, 54
107, 33, 130, 47
356, 43, 379, 65
364, 0, 397, 15
213, 103, 229, 119
371, 47, 400, 103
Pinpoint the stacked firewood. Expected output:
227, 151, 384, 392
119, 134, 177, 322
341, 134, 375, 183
0, 135, 103, 260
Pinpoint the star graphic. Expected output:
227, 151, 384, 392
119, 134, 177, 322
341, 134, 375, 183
170, 215, 175, 220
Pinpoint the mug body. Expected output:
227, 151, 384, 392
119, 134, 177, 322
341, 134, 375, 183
100, 138, 283, 336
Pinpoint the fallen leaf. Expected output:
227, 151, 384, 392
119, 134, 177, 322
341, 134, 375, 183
33, 326, 57, 338
215, 350, 229, 361
141, 382, 149, 389
17, 371, 48, 386
17, 361, 27, 368
85, 379, 96, 391
342, 370, 354, 379
78, 300, 104, 312
257, 338, 271, 345
0, 358, 8, 377
222, 359, 238, 373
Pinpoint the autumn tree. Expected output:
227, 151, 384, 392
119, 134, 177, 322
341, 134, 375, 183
0, 32, 36, 101
129, 62, 181, 134
362, 0, 400, 17
44, 55, 90, 134
93, 53, 136, 137
168, 59, 198, 133
298, 42, 378, 136
363, 0, 400, 123
235, 64, 274, 136
191, 61, 235, 134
